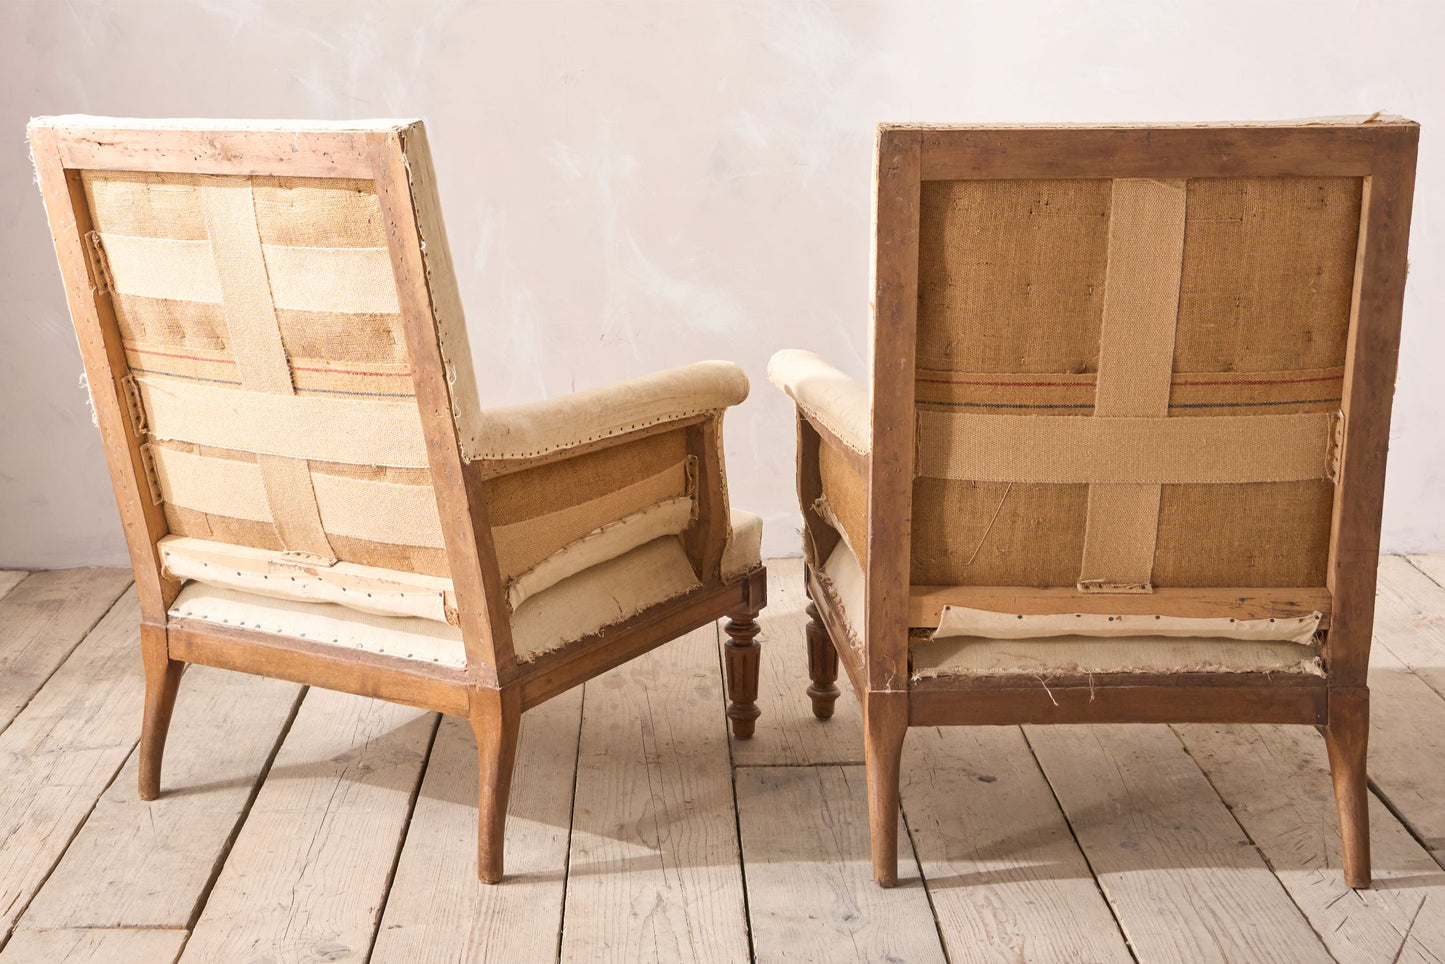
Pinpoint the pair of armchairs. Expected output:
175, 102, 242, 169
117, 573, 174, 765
31, 116, 1417, 891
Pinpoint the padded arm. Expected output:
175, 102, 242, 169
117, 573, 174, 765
471, 360, 749, 461
767, 349, 870, 455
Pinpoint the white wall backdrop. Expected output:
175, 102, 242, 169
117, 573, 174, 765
2, 0, 1442, 567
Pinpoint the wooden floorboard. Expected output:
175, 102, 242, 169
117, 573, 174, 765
0, 589, 144, 944
1407, 553, 1445, 594
177, 689, 436, 964
560, 624, 749, 964
1359, 556, 1445, 859
0, 568, 132, 735
1177, 720, 1445, 963
902, 725, 1133, 962
0, 927, 187, 964
737, 765, 944, 964
372, 691, 583, 963
0, 572, 26, 601
1026, 723, 1334, 962
17, 666, 302, 931
1377, 555, 1445, 700
9, 556, 1445, 962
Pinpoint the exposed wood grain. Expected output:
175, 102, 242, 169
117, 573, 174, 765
48, 122, 379, 178
560, 625, 748, 964
901, 726, 1132, 961
0, 927, 187, 964
0, 590, 144, 941
30, 128, 179, 621
1026, 723, 1332, 962
863, 691, 908, 885
916, 124, 1385, 180
373, 691, 581, 962
1177, 720, 1445, 963
369, 124, 515, 685
0, 569, 132, 735
865, 128, 922, 692
18, 668, 301, 930
909, 676, 1327, 727
167, 619, 469, 717
1324, 124, 1420, 686
178, 690, 436, 964
737, 765, 944, 964
728, 559, 862, 766
0, 573, 24, 601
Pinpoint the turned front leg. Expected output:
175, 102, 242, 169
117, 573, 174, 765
804, 597, 840, 719
724, 608, 762, 739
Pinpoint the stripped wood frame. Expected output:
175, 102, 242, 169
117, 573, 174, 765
796, 120, 1418, 889
29, 117, 767, 883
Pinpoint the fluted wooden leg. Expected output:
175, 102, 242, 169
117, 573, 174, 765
1325, 686, 1371, 888
470, 687, 522, 884
724, 607, 762, 739
138, 623, 184, 802
864, 690, 908, 887
805, 599, 840, 720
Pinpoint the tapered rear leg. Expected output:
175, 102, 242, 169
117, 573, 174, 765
471, 687, 522, 884
805, 596, 840, 719
1325, 686, 1371, 888
864, 690, 908, 887
138, 623, 185, 801
725, 604, 763, 739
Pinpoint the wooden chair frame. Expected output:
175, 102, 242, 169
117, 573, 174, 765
793, 121, 1418, 888
29, 119, 767, 883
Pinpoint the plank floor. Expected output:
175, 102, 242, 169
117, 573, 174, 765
3, 558, 1445, 962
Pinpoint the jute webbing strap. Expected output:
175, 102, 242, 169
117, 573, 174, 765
200, 181, 333, 560
1080, 178, 1186, 590
135, 376, 429, 466
95, 232, 400, 314
916, 410, 1337, 483
149, 446, 445, 548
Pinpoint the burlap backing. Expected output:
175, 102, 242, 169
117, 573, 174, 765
82, 170, 441, 575
484, 429, 696, 587
912, 175, 1361, 590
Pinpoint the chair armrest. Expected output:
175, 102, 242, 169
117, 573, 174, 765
767, 349, 870, 455
470, 360, 749, 461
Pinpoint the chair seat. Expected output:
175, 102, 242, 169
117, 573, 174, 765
172, 534, 721, 666
816, 541, 1323, 680
911, 633, 1323, 679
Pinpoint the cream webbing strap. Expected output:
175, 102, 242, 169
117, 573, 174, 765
1078, 178, 1186, 592
200, 180, 335, 563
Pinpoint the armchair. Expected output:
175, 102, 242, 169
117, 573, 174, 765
29, 116, 767, 883
772, 119, 1417, 889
